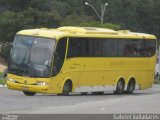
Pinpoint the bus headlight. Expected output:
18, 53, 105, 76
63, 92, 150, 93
6, 77, 16, 83
37, 81, 48, 86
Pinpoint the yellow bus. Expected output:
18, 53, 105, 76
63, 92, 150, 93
6, 26, 157, 96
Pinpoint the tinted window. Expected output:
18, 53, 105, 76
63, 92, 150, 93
67, 38, 81, 57
9, 35, 56, 77
121, 39, 156, 57
67, 38, 156, 58
52, 38, 67, 76
30, 37, 54, 65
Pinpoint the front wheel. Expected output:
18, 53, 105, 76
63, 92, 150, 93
58, 81, 72, 96
23, 91, 36, 96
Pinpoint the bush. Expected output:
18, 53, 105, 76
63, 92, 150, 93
0, 43, 11, 64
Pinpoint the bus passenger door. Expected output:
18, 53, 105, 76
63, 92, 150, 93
62, 38, 86, 90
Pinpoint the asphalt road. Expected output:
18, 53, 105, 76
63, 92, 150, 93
0, 85, 160, 114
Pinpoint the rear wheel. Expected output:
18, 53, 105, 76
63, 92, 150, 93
127, 80, 135, 94
23, 91, 36, 96
114, 80, 125, 94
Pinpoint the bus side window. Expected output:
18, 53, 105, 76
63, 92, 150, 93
67, 38, 89, 58
52, 38, 67, 76
145, 40, 156, 56
67, 38, 81, 58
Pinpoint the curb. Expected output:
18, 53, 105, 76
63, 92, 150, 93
0, 84, 7, 87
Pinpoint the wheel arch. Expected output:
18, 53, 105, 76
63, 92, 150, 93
61, 78, 73, 93
127, 77, 136, 84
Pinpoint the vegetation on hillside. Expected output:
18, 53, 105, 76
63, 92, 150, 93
0, 0, 160, 61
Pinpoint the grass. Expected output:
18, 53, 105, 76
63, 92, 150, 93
0, 78, 6, 85
0, 72, 3, 77
0, 72, 5, 85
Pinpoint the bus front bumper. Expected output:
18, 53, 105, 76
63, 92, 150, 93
7, 81, 49, 93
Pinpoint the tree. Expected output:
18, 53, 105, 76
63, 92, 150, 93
0, 0, 160, 62
79, 22, 121, 30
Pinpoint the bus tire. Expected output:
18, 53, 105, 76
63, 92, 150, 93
92, 92, 104, 95
61, 80, 72, 96
114, 79, 125, 94
126, 79, 135, 94
23, 91, 36, 96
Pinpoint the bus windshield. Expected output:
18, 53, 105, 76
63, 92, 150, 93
8, 35, 56, 77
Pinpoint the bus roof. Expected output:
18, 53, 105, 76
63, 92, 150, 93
17, 26, 157, 40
